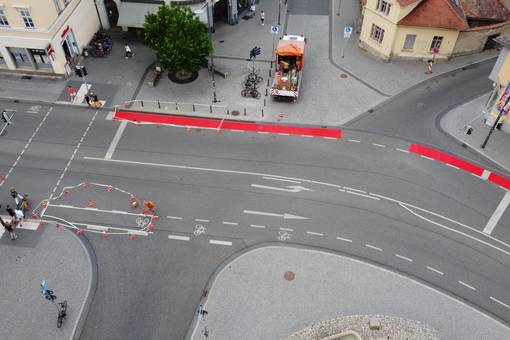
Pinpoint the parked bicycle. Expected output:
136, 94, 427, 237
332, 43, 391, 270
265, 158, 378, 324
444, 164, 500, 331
88, 30, 113, 58
41, 280, 68, 328
241, 84, 260, 99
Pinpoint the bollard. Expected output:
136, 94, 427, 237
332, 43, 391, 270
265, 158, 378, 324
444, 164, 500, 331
227, 109, 230, 115
141, 100, 144, 107
175, 102, 178, 111
210, 105, 212, 113
265, 88, 268, 96
268, 68, 271, 77
262, 109, 264, 117
193, 104, 196, 112
244, 108, 247, 116
267, 78, 270, 87
157, 101, 161, 109
264, 98, 266, 107
270, 60, 273, 69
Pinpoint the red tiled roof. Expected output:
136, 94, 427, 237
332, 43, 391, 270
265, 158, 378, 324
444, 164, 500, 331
460, 0, 509, 21
398, 0, 469, 30
396, 0, 422, 5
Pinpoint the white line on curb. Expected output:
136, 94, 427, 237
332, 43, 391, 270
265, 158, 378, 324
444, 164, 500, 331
426, 266, 444, 275
396, 148, 409, 153
343, 187, 365, 193
446, 163, 460, 170
420, 155, 434, 161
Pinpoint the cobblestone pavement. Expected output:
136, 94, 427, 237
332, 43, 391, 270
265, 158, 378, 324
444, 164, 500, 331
286, 315, 438, 340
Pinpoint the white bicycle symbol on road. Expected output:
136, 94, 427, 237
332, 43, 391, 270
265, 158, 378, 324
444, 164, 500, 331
278, 231, 292, 241
136, 216, 150, 229
194, 224, 207, 236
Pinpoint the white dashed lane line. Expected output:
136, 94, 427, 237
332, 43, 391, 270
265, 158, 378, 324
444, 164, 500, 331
347, 139, 361, 143
343, 187, 365, 193
306, 231, 324, 236
250, 224, 266, 229
365, 244, 382, 252
209, 239, 232, 246
446, 163, 460, 170
168, 235, 190, 241
490, 296, 510, 309
426, 266, 444, 276
279, 227, 294, 231
396, 148, 409, 153
222, 221, 239, 226
195, 219, 209, 222
458, 281, 476, 291
167, 216, 183, 220
336, 236, 353, 243
420, 155, 434, 161
372, 143, 386, 148
395, 254, 413, 262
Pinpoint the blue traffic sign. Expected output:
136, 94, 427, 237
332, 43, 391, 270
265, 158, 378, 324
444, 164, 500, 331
271, 25, 279, 34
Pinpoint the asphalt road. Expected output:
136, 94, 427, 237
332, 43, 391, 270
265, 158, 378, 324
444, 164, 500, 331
0, 90, 509, 339
345, 59, 499, 172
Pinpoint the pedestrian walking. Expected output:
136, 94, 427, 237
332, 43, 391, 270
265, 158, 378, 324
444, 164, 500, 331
14, 208, 24, 226
6, 204, 16, 222
0, 216, 17, 240
20, 193, 29, 212
68, 86, 77, 102
10, 187, 22, 206
84, 94, 91, 106
425, 59, 433, 74
250, 4, 256, 13
124, 44, 134, 59
260, 10, 265, 26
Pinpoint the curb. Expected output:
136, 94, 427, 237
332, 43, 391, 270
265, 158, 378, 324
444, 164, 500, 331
66, 230, 98, 340
183, 242, 510, 339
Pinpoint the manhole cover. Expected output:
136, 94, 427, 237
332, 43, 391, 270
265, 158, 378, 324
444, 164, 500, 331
284, 271, 295, 281
340, 73, 348, 79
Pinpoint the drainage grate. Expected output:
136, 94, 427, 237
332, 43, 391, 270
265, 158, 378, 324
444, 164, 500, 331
340, 73, 348, 79
284, 271, 295, 281
21, 75, 32, 80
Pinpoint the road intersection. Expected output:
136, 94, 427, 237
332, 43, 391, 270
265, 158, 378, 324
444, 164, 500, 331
1, 97, 510, 338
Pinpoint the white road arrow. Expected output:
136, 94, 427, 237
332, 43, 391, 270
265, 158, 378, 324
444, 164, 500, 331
243, 209, 309, 220
251, 184, 314, 192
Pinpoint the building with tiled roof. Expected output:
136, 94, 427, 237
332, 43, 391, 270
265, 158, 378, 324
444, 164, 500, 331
358, 0, 510, 61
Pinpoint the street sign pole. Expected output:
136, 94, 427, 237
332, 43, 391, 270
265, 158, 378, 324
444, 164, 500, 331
482, 94, 510, 149
270, 26, 279, 69
205, 0, 218, 103
342, 26, 352, 59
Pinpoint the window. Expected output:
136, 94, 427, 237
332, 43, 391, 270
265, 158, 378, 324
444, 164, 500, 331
370, 24, 385, 43
376, 0, 391, 15
0, 9, 9, 26
403, 34, 416, 50
430, 36, 443, 50
19, 9, 35, 28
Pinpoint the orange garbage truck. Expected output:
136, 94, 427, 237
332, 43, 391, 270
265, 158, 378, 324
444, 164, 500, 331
270, 34, 306, 101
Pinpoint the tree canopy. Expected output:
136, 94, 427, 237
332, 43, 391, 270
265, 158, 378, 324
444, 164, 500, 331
144, 4, 212, 75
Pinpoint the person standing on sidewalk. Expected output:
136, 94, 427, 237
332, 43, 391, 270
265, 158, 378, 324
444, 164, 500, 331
260, 10, 265, 26
6, 204, 16, 223
68, 86, 76, 102
0, 216, 17, 240
124, 44, 134, 59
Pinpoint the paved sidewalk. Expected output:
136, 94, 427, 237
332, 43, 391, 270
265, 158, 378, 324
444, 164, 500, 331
0, 223, 93, 340
188, 246, 510, 339
441, 93, 510, 174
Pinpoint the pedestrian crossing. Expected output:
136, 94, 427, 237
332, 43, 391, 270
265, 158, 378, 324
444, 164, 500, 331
0, 214, 39, 239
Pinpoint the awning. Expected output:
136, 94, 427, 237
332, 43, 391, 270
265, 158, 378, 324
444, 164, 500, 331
117, 1, 208, 29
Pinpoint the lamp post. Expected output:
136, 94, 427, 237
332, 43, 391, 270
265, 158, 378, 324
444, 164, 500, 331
277, 0, 281, 25
205, 0, 218, 103
481, 94, 510, 149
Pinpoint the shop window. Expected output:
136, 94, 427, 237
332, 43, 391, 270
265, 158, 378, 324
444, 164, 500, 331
9, 47, 33, 68
19, 9, 35, 28
29, 49, 52, 69
430, 36, 443, 51
0, 9, 9, 26
403, 34, 416, 50
370, 24, 385, 43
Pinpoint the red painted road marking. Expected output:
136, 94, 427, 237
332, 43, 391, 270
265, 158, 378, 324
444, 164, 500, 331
488, 173, 510, 191
408, 143, 484, 176
114, 111, 342, 139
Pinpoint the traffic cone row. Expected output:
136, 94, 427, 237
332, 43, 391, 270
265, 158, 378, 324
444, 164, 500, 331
80, 182, 89, 189
106, 185, 113, 192
129, 194, 138, 208
87, 200, 95, 208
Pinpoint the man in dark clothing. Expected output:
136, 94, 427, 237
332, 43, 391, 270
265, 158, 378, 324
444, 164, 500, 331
6, 204, 16, 222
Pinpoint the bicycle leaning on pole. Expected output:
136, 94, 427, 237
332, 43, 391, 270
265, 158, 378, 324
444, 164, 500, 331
41, 280, 68, 328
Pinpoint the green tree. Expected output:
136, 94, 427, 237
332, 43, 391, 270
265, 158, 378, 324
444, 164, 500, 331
144, 4, 212, 79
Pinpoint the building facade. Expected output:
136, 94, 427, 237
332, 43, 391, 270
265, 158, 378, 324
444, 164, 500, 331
0, 0, 100, 76
485, 33, 510, 132
359, 0, 510, 61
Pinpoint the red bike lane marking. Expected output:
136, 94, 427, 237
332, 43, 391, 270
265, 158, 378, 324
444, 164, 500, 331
113, 111, 342, 139
488, 173, 510, 191
408, 143, 484, 176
